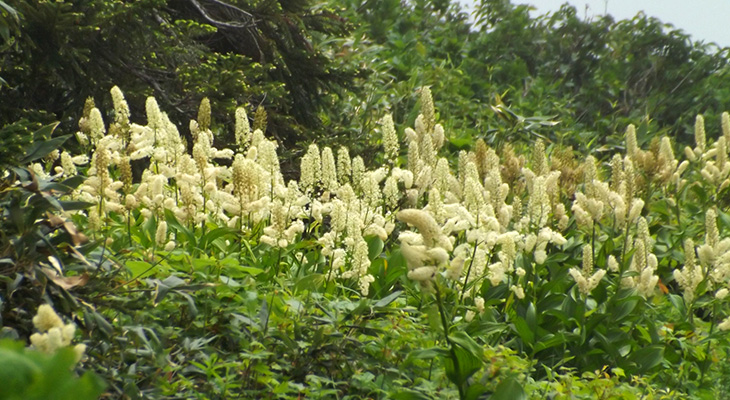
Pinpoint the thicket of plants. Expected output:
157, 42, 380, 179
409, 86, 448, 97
3, 0, 730, 399
3, 84, 730, 398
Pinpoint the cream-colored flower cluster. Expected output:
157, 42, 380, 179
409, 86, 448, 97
304, 144, 396, 295
684, 115, 730, 191
620, 217, 660, 297
392, 93, 571, 301
69, 88, 293, 253
58, 88, 404, 296
569, 245, 605, 295
674, 209, 727, 303
55, 86, 730, 308
675, 209, 730, 304
391, 97, 726, 304
29, 304, 86, 363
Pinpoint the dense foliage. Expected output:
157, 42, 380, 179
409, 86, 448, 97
3, 85, 730, 398
0, 0, 362, 153
3, 0, 730, 399
335, 0, 730, 155
3, 0, 729, 158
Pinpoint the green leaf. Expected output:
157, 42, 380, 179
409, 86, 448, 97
667, 294, 686, 317
219, 275, 241, 287
0, 345, 40, 395
153, 276, 186, 305
464, 383, 488, 400
59, 175, 86, 189
232, 265, 264, 276
525, 302, 537, 333
125, 260, 155, 279
444, 345, 482, 385
448, 331, 483, 357
165, 210, 196, 247
0, 2, 20, 24
0, 341, 106, 400
91, 311, 113, 336
490, 377, 526, 400
511, 315, 534, 345
58, 200, 94, 211
374, 290, 402, 308
199, 227, 236, 250
390, 390, 431, 400
40, 191, 64, 211
405, 347, 448, 364
628, 344, 664, 373
20, 126, 67, 164
178, 292, 198, 317
294, 273, 325, 292
365, 235, 384, 261
533, 333, 567, 354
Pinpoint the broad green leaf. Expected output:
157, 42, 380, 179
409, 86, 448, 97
533, 333, 567, 354
294, 273, 325, 292
219, 275, 241, 287
449, 331, 483, 357
490, 377, 526, 400
59, 175, 86, 189
199, 227, 236, 250
628, 344, 664, 373
153, 275, 186, 305
374, 290, 402, 308
444, 345, 482, 385
365, 235, 384, 261
191, 258, 216, 270
20, 127, 66, 164
525, 302, 537, 333
464, 383, 488, 400
165, 210, 196, 247
0, 346, 40, 395
405, 347, 448, 364
92, 311, 113, 336
233, 265, 264, 276
390, 390, 431, 400
511, 315, 534, 345
40, 191, 64, 211
667, 294, 686, 317
125, 260, 155, 278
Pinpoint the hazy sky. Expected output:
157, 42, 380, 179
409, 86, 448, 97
527, 1, 730, 47
458, 1, 730, 48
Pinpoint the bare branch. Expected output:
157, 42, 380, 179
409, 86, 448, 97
205, 0, 253, 19
187, 0, 255, 29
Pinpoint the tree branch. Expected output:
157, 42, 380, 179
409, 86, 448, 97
205, 0, 253, 19
187, 0, 255, 29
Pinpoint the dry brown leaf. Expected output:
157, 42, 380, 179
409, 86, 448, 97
63, 221, 88, 246
42, 267, 89, 290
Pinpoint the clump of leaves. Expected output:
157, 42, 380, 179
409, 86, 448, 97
0, 339, 105, 400
0, 122, 93, 338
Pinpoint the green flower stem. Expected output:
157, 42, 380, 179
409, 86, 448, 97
434, 282, 466, 399
699, 301, 719, 384
459, 241, 479, 305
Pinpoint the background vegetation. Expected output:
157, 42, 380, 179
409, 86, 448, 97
2, 0, 730, 399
